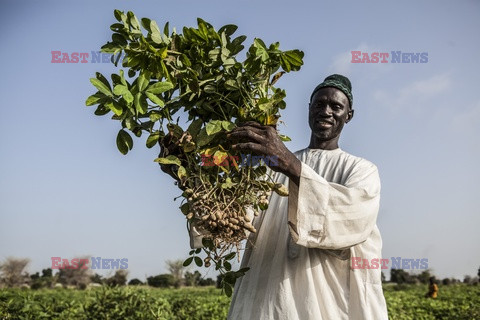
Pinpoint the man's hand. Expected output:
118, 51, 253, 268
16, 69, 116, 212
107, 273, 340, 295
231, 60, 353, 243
227, 121, 301, 185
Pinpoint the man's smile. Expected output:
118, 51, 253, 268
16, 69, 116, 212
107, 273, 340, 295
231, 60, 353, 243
315, 119, 334, 128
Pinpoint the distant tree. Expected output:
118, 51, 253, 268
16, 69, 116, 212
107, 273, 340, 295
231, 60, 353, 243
42, 268, 53, 278
198, 277, 215, 286
381, 271, 386, 283
30, 272, 42, 289
185, 271, 202, 287
105, 269, 128, 287
147, 274, 174, 288
442, 278, 451, 285
478, 266, 480, 278
30, 272, 40, 280
390, 269, 411, 284
0, 257, 30, 288
30, 268, 56, 289
417, 269, 432, 284
57, 257, 92, 289
166, 259, 187, 288
41, 268, 55, 288
90, 273, 104, 284
463, 275, 472, 284
128, 278, 144, 286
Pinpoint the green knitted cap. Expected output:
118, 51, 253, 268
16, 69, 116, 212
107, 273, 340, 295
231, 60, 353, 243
310, 74, 353, 108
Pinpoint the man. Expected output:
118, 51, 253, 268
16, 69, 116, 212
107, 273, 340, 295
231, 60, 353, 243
226, 74, 389, 319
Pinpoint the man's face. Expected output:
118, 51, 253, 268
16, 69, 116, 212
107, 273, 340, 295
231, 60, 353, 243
308, 87, 353, 142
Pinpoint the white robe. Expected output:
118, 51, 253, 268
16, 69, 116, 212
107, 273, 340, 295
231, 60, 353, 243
227, 147, 389, 320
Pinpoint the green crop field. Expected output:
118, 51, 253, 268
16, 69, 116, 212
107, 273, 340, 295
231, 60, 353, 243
1, 284, 479, 319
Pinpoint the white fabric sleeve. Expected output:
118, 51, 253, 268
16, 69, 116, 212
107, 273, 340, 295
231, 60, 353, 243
287, 161, 381, 250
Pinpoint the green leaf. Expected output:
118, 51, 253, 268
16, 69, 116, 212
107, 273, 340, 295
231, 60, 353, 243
180, 203, 190, 215
116, 130, 133, 155
124, 117, 137, 130
229, 35, 247, 54
111, 74, 122, 86
110, 23, 124, 33
112, 33, 127, 46
279, 134, 291, 142
253, 38, 269, 61
145, 92, 165, 107
119, 69, 127, 86
167, 123, 183, 138
154, 155, 181, 166
105, 101, 123, 116
113, 85, 134, 105
224, 79, 238, 90
112, 51, 122, 66
202, 238, 214, 250
149, 111, 163, 122
137, 73, 150, 92
90, 78, 113, 97
100, 42, 119, 54
146, 132, 160, 148
127, 11, 140, 30
204, 84, 216, 93
205, 120, 223, 135
150, 20, 162, 44
224, 252, 236, 261
141, 17, 151, 30
236, 267, 250, 276
187, 119, 203, 139
163, 21, 170, 37
177, 166, 187, 179
224, 261, 232, 271
134, 93, 148, 114
197, 128, 216, 147
85, 92, 106, 106
183, 257, 193, 267
194, 256, 203, 267
224, 282, 233, 297
197, 18, 209, 39
146, 81, 174, 94
221, 177, 235, 189
221, 121, 235, 131
218, 24, 238, 37
94, 104, 110, 116
213, 151, 228, 166
180, 54, 192, 67
280, 50, 304, 72
96, 72, 112, 90
113, 9, 124, 22
257, 97, 273, 112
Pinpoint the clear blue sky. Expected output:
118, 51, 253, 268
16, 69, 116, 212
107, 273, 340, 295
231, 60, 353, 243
1, 0, 479, 282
